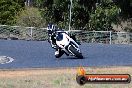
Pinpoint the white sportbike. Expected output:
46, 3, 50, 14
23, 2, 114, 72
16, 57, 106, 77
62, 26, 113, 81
55, 31, 83, 59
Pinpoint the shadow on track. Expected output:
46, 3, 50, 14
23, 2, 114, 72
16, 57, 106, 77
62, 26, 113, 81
58, 56, 85, 60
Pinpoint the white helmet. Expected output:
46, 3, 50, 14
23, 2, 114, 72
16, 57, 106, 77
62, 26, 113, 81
47, 24, 56, 34
47, 24, 55, 30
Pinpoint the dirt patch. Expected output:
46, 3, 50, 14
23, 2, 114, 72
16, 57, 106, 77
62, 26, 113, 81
0, 66, 131, 78
0, 68, 77, 78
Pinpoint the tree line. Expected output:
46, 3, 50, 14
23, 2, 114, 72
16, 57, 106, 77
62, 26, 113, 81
0, 0, 132, 31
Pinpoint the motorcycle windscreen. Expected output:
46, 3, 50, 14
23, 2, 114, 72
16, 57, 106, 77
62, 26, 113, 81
56, 33, 63, 41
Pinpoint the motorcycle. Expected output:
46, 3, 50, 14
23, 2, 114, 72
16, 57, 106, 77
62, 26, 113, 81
55, 31, 83, 59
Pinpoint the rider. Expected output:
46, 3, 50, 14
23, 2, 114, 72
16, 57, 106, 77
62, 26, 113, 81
47, 23, 78, 58
47, 24, 64, 58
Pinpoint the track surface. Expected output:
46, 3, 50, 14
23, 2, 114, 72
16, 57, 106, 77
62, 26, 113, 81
0, 40, 132, 69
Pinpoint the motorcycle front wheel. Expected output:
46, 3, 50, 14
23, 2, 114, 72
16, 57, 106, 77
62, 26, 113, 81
68, 45, 83, 59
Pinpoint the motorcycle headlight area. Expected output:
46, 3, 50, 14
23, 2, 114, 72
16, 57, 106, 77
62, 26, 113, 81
56, 33, 63, 41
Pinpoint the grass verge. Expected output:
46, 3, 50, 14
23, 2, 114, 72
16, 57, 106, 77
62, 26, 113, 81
0, 66, 131, 88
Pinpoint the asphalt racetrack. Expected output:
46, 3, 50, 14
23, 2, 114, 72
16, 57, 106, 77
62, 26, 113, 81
0, 40, 132, 69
